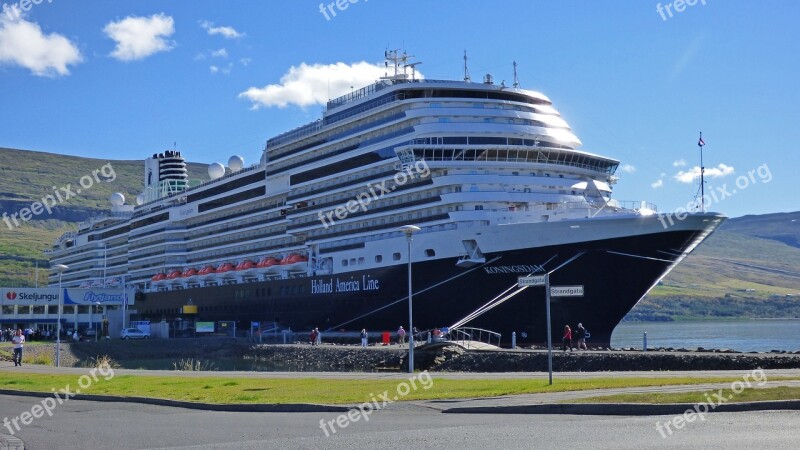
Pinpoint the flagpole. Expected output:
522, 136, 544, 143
699, 131, 705, 213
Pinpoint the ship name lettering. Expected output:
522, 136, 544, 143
311, 279, 333, 294
483, 264, 545, 274
336, 278, 360, 292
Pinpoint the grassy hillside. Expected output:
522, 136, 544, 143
630, 212, 800, 320
0, 147, 209, 286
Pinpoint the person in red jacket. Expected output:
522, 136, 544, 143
562, 325, 573, 352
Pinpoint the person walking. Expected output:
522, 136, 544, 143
360, 329, 368, 348
12, 329, 25, 366
314, 327, 321, 345
309, 328, 318, 345
562, 325, 573, 352
397, 326, 406, 345
575, 323, 588, 350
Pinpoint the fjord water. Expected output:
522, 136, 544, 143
611, 319, 800, 352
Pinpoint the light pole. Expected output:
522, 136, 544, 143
52, 264, 68, 367
93, 301, 101, 342
400, 225, 420, 373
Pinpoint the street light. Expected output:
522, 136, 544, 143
52, 264, 68, 367
399, 225, 420, 373
93, 301, 101, 342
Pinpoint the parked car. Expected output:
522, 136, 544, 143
120, 328, 150, 340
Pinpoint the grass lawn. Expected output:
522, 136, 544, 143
573, 386, 800, 404
0, 372, 794, 405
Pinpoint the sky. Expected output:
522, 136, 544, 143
0, 0, 798, 218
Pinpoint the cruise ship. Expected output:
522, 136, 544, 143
47, 52, 725, 345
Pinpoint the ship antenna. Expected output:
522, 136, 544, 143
698, 131, 705, 212
513, 61, 520, 88
463, 50, 471, 83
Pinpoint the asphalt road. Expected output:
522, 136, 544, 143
2, 395, 800, 449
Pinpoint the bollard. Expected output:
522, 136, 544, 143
512, 331, 517, 349
643, 331, 647, 352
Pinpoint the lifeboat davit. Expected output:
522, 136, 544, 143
181, 268, 197, 278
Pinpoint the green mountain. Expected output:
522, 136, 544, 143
1, 147, 798, 321
629, 211, 800, 320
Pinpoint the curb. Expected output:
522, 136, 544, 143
442, 399, 800, 415
0, 389, 350, 413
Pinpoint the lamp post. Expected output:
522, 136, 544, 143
399, 225, 420, 373
93, 301, 101, 342
52, 264, 68, 367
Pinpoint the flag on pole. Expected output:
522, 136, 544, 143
698, 136, 705, 147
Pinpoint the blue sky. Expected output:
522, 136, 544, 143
0, 0, 798, 218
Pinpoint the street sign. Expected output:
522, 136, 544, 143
518, 275, 546, 286
550, 285, 584, 297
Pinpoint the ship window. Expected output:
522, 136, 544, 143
358, 257, 365, 264
342, 260, 348, 267
350, 258, 356, 265
424, 249, 435, 257
475, 205, 483, 210
375, 255, 383, 263
393, 252, 401, 261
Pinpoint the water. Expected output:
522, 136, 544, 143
611, 319, 800, 353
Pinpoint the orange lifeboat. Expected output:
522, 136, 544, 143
181, 268, 197, 278
166, 269, 182, 280
235, 260, 256, 271
151, 273, 166, 282
280, 254, 308, 265
198, 265, 217, 276
217, 262, 235, 273
257, 257, 281, 268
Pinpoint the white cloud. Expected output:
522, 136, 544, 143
673, 159, 687, 167
239, 57, 251, 66
104, 13, 175, 61
0, 17, 82, 76
211, 48, 227, 58
210, 62, 232, 75
619, 164, 636, 174
651, 179, 664, 189
674, 163, 735, 184
200, 20, 244, 39
239, 61, 399, 109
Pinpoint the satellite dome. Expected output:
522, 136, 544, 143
109, 193, 125, 206
208, 162, 225, 179
228, 155, 244, 172
135, 194, 145, 205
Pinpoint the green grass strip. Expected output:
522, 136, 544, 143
0, 372, 793, 405
572, 385, 800, 404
